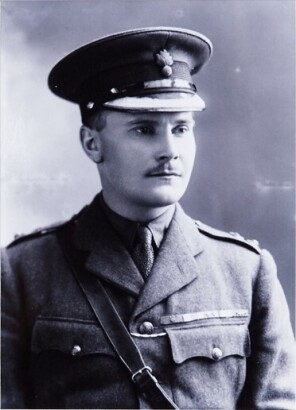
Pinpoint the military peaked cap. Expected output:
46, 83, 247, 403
48, 27, 212, 122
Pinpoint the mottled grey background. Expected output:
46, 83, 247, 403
1, 0, 295, 329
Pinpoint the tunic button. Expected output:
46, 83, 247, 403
138, 321, 154, 334
212, 347, 223, 361
71, 345, 82, 356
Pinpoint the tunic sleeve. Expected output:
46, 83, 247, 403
1, 248, 33, 409
238, 249, 295, 409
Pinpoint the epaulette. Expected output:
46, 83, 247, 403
195, 220, 261, 255
7, 217, 77, 248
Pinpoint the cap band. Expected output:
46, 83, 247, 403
143, 79, 195, 90
103, 93, 206, 112
87, 78, 196, 103
109, 78, 196, 96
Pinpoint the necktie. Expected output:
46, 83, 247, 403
132, 225, 155, 279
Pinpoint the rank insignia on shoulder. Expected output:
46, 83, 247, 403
195, 220, 261, 255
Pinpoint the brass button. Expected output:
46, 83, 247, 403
71, 345, 82, 356
138, 321, 154, 334
212, 347, 223, 361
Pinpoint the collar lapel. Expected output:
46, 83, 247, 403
73, 195, 144, 296
133, 204, 204, 317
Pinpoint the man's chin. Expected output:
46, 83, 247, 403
140, 186, 185, 208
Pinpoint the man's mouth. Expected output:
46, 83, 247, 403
147, 169, 182, 177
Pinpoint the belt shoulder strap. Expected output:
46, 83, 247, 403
57, 223, 178, 410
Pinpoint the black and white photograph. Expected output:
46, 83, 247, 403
1, 0, 295, 408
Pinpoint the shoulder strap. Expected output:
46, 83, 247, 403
195, 220, 261, 254
57, 224, 178, 410
8, 219, 71, 248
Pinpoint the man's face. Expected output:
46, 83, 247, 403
94, 110, 196, 218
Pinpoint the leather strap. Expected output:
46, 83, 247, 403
57, 223, 178, 410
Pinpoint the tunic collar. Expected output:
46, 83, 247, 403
99, 192, 175, 251
73, 194, 204, 297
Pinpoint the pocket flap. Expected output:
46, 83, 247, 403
31, 317, 116, 357
166, 323, 250, 364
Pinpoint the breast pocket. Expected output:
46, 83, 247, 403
166, 319, 250, 409
166, 321, 250, 364
30, 316, 124, 408
165, 319, 250, 408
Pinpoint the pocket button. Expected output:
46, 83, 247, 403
212, 347, 223, 361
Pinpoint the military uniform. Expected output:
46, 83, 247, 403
2, 26, 295, 409
1, 194, 295, 409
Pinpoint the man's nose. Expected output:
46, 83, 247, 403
157, 130, 179, 162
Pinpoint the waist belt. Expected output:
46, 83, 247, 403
57, 223, 178, 410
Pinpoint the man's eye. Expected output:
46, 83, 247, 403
134, 126, 154, 135
174, 125, 190, 134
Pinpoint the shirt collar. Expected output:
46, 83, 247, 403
98, 192, 175, 251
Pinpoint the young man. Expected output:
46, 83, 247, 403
1, 27, 295, 409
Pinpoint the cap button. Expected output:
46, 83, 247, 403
71, 344, 82, 356
138, 321, 154, 335
86, 101, 94, 110
212, 347, 223, 361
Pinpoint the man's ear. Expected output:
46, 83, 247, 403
80, 126, 103, 163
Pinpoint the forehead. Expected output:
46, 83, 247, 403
104, 110, 195, 125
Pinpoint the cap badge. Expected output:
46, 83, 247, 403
155, 49, 173, 78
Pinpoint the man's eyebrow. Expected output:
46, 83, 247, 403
125, 119, 158, 126
174, 119, 196, 125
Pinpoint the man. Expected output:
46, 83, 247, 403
1, 27, 295, 409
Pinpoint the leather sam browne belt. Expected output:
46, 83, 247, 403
57, 222, 178, 410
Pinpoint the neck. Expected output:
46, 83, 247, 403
101, 191, 175, 223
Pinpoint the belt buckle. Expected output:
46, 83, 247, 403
131, 366, 156, 384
